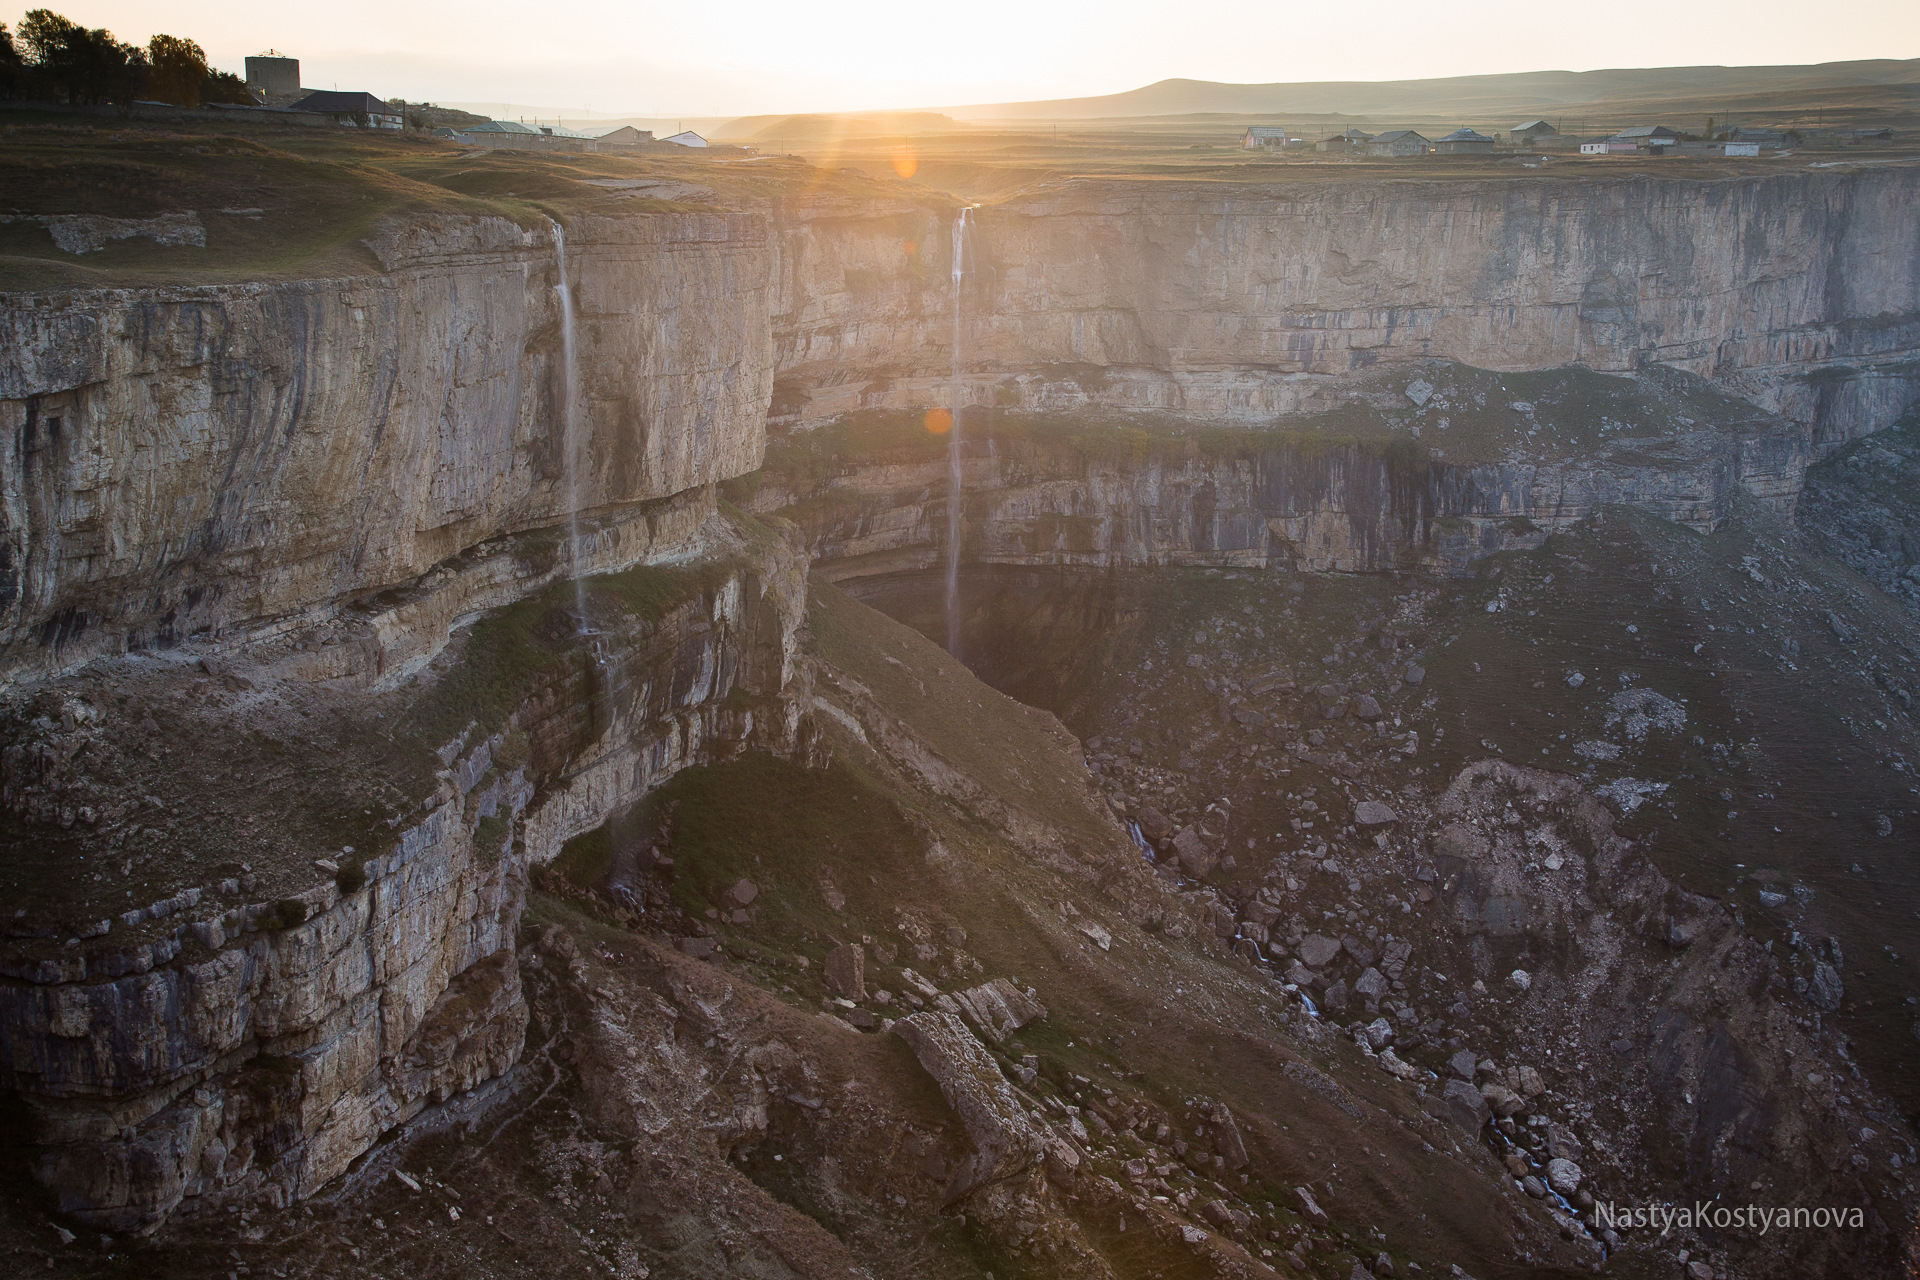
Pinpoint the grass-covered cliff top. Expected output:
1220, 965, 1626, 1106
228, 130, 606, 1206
0, 110, 897, 290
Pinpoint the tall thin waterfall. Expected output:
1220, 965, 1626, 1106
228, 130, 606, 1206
944, 207, 972, 658
550, 218, 590, 633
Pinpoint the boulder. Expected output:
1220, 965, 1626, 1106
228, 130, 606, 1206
1546, 1123, 1582, 1160
1353, 967, 1387, 1002
890, 1012, 1052, 1202
721, 878, 759, 909
1546, 1157, 1583, 1197
1809, 962, 1844, 1010
1171, 826, 1217, 877
1285, 961, 1321, 989
1363, 1017, 1394, 1050
825, 944, 867, 1001
1342, 935, 1377, 967
1137, 806, 1172, 842
1354, 801, 1399, 826
1404, 664, 1426, 685
1352, 694, 1383, 721
1441, 1078, 1491, 1132
1322, 980, 1349, 1012
951, 978, 1047, 1042
1297, 934, 1342, 968
1480, 1082, 1524, 1119
1449, 1048, 1480, 1080
1293, 1185, 1329, 1223
1208, 1104, 1250, 1170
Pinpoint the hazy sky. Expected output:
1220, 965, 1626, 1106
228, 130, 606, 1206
41, 0, 1920, 117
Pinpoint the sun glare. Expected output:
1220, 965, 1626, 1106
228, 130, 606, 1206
923, 408, 953, 434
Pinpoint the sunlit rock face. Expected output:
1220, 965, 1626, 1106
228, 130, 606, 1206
769, 169, 1920, 441
0, 212, 774, 679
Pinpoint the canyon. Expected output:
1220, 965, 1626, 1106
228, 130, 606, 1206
1, 133, 1919, 1280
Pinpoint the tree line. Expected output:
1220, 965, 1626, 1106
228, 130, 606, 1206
0, 10, 252, 107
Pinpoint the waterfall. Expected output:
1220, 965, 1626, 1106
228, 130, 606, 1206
550, 218, 591, 635
944, 207, 972, 658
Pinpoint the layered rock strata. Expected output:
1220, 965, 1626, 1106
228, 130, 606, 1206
0, 512, 815, 1231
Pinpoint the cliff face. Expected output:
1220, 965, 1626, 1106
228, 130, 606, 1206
753, 364, 1813, 578
3, 169, 1916, 683
0, 212, 773, 681
769, 170, 1920, 446
0, 509, 815, 1232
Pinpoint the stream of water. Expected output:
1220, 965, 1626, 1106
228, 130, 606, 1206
550, 218, 592, 636
944, 207, 972, 658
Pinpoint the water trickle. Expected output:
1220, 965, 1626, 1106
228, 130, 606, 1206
550, 218, 591, 635
944, 207, 973, 658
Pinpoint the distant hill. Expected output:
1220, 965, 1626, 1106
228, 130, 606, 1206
943, 59, 1920, 121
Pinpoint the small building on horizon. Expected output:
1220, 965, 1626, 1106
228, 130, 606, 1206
291, 91, 402, 129
1242, 126, 1291, 149
663, 130, 708, 148
1316, 127, 1373, 153
1433, 127, 1495, 154
1366, 129, 1430, 157
1511, 119, 1558, 145
597, 126, 656, 147
1613, 125, 1681, 151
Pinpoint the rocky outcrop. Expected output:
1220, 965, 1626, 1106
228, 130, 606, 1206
0, 512, 816, 1232
890, 1010, 1054, 1203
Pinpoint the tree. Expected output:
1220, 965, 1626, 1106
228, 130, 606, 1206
17, 10, 143, 104
202, 69, 253, 105
144, 33, 206, 107
0, 23, 26, 100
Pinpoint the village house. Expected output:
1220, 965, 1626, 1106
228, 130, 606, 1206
663, 130, 709, 147
1613, 125, 1681, 152
1315, 127, 1373, 153
1365, 130, 1430, 157
291, 91, 402, 130
597, 126, 656, 148
1241, 126, 1291, 149
451, 119, 601, 152
1433, 127, 1495, 154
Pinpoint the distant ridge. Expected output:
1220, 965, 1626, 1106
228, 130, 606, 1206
941, 59, 1920, 121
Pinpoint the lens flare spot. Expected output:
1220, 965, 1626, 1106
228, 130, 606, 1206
891, 145, 919, 179
923, 408, 953, 435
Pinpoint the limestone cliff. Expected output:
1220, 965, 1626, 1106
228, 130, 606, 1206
0, 212, 773, 681
751, 363, 1812, 578
0, 506, 815, 1232
770, 169, 1920, 447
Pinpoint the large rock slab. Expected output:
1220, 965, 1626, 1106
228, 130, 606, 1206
890, 1011, 1052, 1202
